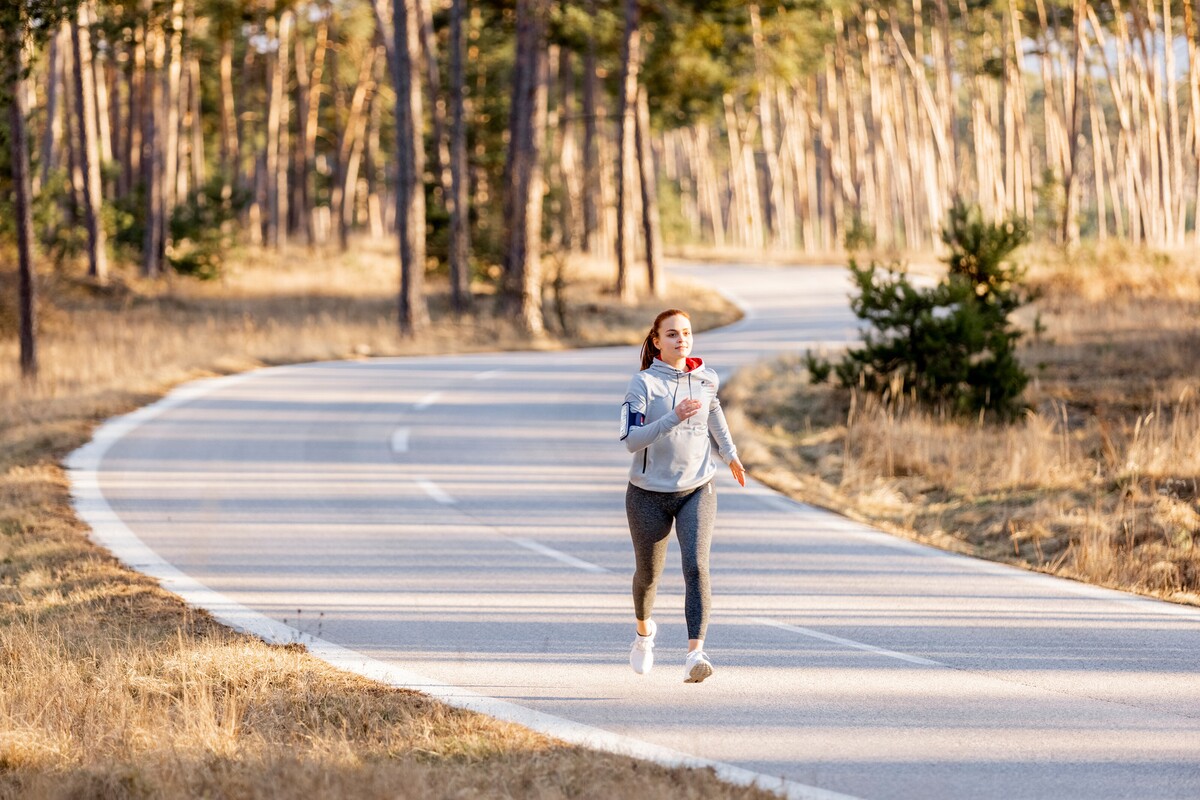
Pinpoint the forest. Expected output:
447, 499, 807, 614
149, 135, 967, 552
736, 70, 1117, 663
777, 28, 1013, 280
4, 0, 1200, 378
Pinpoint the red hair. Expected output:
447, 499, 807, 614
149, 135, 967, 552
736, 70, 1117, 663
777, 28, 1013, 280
639, 309, 691, 370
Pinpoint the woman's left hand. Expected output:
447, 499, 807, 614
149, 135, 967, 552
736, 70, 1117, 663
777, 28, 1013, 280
729, 458, 746, 487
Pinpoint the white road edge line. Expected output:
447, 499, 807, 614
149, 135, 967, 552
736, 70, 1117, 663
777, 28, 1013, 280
750, 618, 944, 667
510, 537, 610, 574
390, 428, 410, 453
473, 369, 504, 381
65, 376, 862, 800
416, 478, 455, 505
415, 390, 443, 410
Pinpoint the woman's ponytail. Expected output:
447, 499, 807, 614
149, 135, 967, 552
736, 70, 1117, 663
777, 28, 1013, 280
639, 308, 691, 370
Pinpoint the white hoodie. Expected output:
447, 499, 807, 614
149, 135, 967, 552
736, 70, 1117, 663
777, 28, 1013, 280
619, 356, 739, 492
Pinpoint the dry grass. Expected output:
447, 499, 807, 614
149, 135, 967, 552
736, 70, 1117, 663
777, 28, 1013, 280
725, 243, 1200, 605
0, 242, 764, 799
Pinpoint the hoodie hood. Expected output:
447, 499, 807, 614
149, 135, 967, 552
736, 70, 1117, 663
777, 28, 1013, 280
649, 356, 705, 375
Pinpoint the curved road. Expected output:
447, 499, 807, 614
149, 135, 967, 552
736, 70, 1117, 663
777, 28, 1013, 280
70, 264, 1200, 800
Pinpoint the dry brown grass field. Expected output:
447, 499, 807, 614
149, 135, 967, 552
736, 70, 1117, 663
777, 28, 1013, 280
724, 242, 1200, 607
0, 242, 770, 799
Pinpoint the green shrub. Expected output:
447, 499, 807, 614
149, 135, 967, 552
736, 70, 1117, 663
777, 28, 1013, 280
809, 202, 1034, 418
168, 177, 247, 280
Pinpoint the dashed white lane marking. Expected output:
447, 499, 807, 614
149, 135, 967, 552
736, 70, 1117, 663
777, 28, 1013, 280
390, 428, 410, 453
416, 478, 455, 505
415, 391, 443, 410
473, 369, 505, 381
510, 537, 610, 574
750, 617, 944, 667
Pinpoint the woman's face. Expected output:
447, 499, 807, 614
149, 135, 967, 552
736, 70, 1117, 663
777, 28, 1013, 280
653, 314, 692, 363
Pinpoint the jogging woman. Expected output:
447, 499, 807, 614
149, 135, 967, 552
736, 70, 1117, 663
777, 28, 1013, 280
619, 308, 746, 683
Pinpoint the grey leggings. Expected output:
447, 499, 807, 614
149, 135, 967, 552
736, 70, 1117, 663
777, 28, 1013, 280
625, 480, 716, 640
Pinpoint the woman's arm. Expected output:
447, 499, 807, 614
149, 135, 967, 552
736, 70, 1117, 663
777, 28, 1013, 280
620, 375, 685, 453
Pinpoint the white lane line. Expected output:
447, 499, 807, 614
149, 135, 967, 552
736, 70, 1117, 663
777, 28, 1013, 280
510, 537, 610, 574
416, 478, 455, 505
473, 369, 505, 381
750, 617, 944, 667
415, 391, 443, 410
390, 428, 410, 453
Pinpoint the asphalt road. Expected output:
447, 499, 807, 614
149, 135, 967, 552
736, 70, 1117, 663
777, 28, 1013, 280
70, 264, 1200, 800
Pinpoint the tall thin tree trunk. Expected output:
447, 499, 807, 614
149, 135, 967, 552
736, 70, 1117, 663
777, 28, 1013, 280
749, 4, 785, 247
1061, 0, 1085, 243
557, 48, 582, 254
615, 0, 640, 301
87, 3, 113, 172
218, 27, 238, 193
162, 0, 184, 236
335, 45, 379, 250
37, 26, 64, 195
142, 12, 164, 276
299, 11, 328, 246
7, 40, 38, 378
449, 0, 471, 312
1185, 0, 1200, 241
266, 10, 293, 248
635, 87, 662, 295
389, 0, 430, 333
502, 0, 549, 333
581, 0, 599, 253
418, 0, 453, 205
71, 2, 108, 281
188, 50, 204, 192
124, 21, 144, 200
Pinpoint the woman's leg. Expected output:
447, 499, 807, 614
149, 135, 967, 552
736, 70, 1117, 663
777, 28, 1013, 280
675, 481, 717, 648
626, 483, 674, 631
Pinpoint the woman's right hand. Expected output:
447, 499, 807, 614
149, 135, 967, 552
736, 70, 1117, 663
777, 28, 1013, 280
674, 398, 703, 422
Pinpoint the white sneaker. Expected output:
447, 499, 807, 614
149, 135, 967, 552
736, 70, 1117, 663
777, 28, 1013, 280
630, 620, 657, 674
684, 649, 713, 683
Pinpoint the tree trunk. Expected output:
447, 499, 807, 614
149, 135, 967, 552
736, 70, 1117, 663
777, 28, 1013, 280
556, 47, 582, 254
615, 0, 640, 301
71, 3, 109, 281
749, 4, 785, 247
581, 0, 599, 253
37, 27, 64, 195
7, 43, 38, 378
265, 11, 293, 248
187, 48, 204, 193
502, 0, 549, 333
162, 0, 184, 230
390, 0, 430, 334
299, 11, 328, 246
335, 45, 379, 251
449, 0, 471, 312
218, 26, 238, 194
418, 0, 453, 206
88, 3, 113, 173
1185, 0, 1200, 242
635, 86, 662, 295
142, 12, 165, 276
1061, 0, 1085, 244
124, 20, 144, 200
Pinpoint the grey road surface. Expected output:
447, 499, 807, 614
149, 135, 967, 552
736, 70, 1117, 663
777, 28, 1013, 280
73, 264, 1200, 800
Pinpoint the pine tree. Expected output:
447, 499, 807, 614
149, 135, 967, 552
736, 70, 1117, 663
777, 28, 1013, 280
812, 203, 1033, 418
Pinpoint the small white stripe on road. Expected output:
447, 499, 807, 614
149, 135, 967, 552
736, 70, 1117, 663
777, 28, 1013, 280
510, 537, 610, 574
415, 391, 443, 410
750, 617, 944, 667
390, 428, 410, 453
416, 478, 455, 505
473, 369, 505, 381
